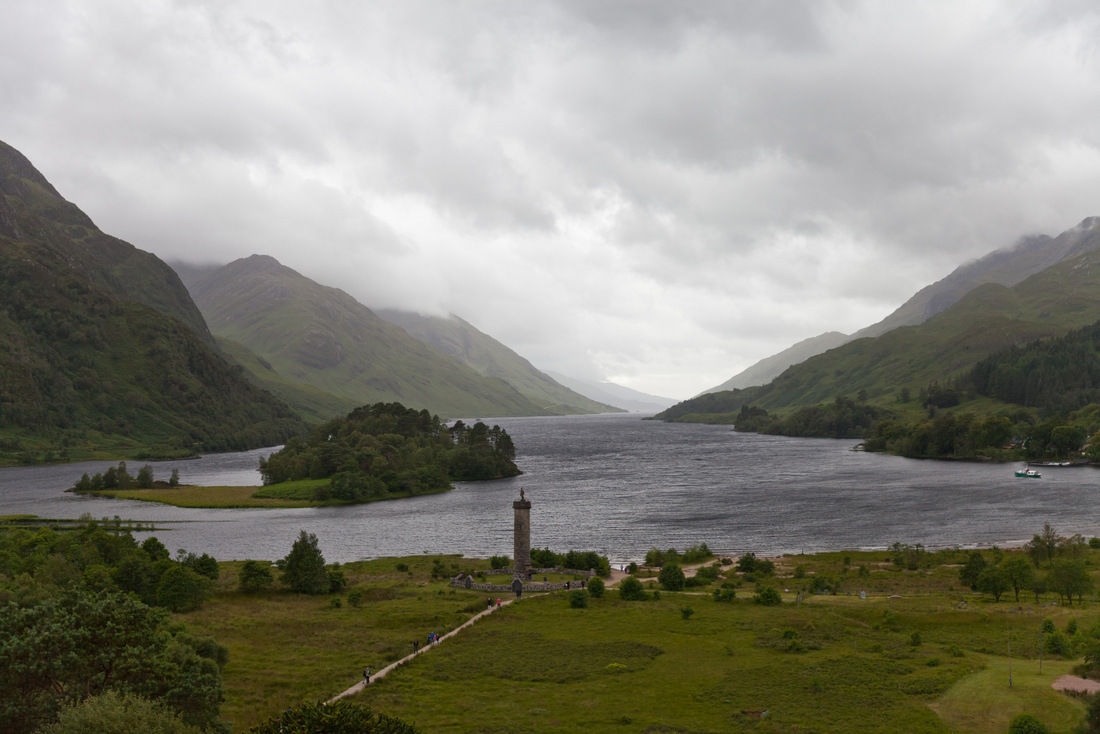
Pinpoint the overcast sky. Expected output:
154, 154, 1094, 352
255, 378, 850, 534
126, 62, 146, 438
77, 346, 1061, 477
4, 1, 1100, 399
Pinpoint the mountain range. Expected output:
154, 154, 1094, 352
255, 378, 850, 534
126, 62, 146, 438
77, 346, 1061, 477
174, 257, 620, 420
659, 216, 1100, 421
701, 217, 1100, 395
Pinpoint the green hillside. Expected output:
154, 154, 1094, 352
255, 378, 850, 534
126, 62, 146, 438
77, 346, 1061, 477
657, 246, 1100, 423
184, 256, 555, 419
0, 142, 308, 463
376, 309, 621, 414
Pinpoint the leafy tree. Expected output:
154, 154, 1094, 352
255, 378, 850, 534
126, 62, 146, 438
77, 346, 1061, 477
977, 565, 1009, 602
238, 560, 274, 594
169, 468, 180, 487
0, 589, 225, 733
37, 690, 203, 734
1049, 560, 1093, 606
958, 552, 987, 590
142, 536, 171, 561
1002, 556, 1035, 602
279, 530, 330, 595
569, 589, 588, 608
1027, 523, 1061, 566
587, 577, 605, 598
245, 699, 417, 734
136, 465, 155, 489
156, 565, 211, 613
658, 563, 685, 591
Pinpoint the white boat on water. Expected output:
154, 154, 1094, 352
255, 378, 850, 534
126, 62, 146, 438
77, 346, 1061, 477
1014, 465, 1042, 478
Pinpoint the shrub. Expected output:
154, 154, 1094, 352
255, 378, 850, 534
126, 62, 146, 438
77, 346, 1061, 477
659, 563, 686, 591
619, 577, 648, 601
754, 586, 781, 606
330, 597, 342, 609
587, 577, 605, 598
1046, 631, 1071, 657
327, 564, 347, 594
395, 563, 409, 572
347, 589, 363, 607
38, 691, 202, 734
238, 560, 274, 593
695, 565, 720, 581
713, 588, 736, 603
793, 565, 807, 579
910, 631, 922, 647
569, 590, 588, 608
489, 555, 510, 570
680, 606, 694, 620
626, 562, 638, 574
1008, 712, 1050, 734
246, 699, 417, 734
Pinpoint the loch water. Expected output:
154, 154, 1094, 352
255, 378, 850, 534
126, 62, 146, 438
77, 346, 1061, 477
2, 412, 1100, 565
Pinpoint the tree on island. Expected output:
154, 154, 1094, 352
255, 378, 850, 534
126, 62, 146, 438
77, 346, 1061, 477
257, 402, 520, 502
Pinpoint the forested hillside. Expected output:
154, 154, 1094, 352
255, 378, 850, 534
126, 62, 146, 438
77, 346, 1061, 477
0, 140, 307, 463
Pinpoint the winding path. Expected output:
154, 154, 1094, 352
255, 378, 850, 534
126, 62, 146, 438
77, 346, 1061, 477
328, 598, 515, 702
327, 559, 716, 702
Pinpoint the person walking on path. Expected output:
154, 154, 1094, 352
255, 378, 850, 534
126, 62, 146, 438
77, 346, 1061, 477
413, 640, 419, 653
363, 667, 371, 684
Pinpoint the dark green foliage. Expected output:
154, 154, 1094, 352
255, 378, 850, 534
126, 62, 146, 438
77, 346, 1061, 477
586, 577, 605, 598
963, 321, 1100, 413
527, 547, 611, 577
958, 552, 987, 590
713, 587, 736, 602
136, 464, 155, 488
1085, 693, 1100, 734
1007, 713, 1050, 734
754, 586, 782, 605
258, 403, 519, 496
245, 699, 418, 734
142, 537, 171, 561
569, 590, 588, 608
169, 469, 180, 487
658, 563, 685, 591
279, 531, 330, 595
891, 542, 928, 570
618, 577, 648, 601
327, 563, 347, 593
37, 690, 203, 734
238, 561, 274, 594
1049, 559, 1094, 605
489, 555, 510, 570
977, 566, 1009, 602
680, 605, 694, 620
156, 565, 211, 613
0, 589, 225, 733
180, 552, 220, 580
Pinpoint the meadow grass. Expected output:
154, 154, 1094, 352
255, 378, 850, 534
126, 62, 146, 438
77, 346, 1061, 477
101, 485, 312, 508
180, 548, 1100, 733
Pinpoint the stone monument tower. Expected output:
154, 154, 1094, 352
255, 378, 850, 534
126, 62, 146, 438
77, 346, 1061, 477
513, 488, 532, 578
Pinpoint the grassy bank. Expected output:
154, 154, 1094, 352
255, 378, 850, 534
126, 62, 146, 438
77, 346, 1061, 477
95, 479, 453, 508
173, 544, 1100, 733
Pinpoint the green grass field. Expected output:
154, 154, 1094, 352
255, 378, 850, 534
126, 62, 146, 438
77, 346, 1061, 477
179, 549, 1100, 733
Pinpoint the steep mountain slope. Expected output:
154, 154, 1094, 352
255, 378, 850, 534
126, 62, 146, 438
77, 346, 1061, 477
0, 141, 213, 345
852, 217, 1100, 339
183, 256, 555, 419
375, 309, 620, 414
545, 371, 678, 413
0, 141, 307, 460
657, 245, 1100, 419
698, 217, 1100, 393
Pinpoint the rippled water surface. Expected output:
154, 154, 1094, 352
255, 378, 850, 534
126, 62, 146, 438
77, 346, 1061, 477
3, 413, 1100, 564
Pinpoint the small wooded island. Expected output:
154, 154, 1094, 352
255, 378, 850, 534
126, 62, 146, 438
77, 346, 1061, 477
71, 402, 520, 508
